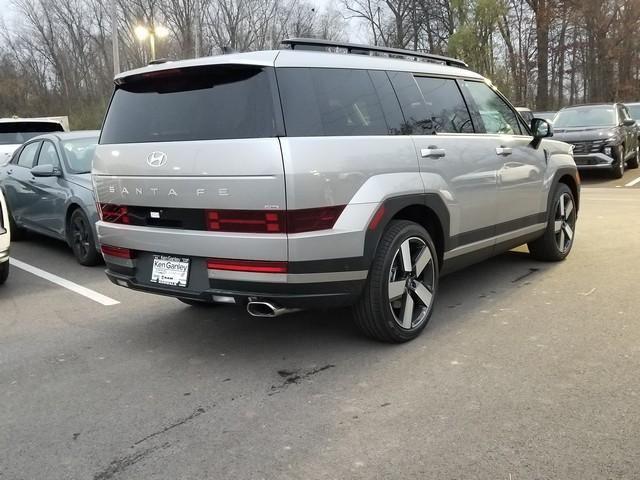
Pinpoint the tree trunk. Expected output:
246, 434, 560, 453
534, 0, 549, 110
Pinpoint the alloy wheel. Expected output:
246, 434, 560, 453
388, 237, 436, 330
72, 214, 91, 259
554, 193, 576, 254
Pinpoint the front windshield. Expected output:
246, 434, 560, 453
553, 106, 616, 128
0, 121, 64, 145
62, 137, 98, 174
627, 105, 640, 120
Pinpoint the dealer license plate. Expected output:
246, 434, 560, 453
150, 255, 190, 287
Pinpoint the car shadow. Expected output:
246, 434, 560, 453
578, 170, 616, 185
114, 248, 561, 359
12, 229, 104, 265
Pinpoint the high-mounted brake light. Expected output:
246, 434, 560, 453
206, 258, 287, 274
101, 245, 134, 259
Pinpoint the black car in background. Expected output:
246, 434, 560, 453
553, 103, 639, 178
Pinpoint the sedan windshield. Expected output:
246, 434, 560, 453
553, 106, 616, 128
62, 137, 98, 174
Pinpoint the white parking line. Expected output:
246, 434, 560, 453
624, 176, 640, 187
9, 258, 120, 306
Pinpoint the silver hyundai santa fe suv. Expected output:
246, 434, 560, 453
93, 39, 579, 342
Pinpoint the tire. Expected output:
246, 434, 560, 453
178, 298, 219, 307
528, 183, 577, 262
628, 145, 639, 169
611, 145, 625, 179
0, 261, 8, 285
68, 209, 101, 266
353, 220, 439, 343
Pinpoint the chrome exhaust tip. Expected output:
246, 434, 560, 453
246, 300, 300, 318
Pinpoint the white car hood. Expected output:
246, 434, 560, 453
0, 144, 19, 166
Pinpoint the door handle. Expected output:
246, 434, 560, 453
421, 146, 446, 158
496, 146, 513, 156
7, 169, 12, 175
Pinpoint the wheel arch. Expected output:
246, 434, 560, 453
64, 203, 83, 244
548, 167, 580, 215
364, 194, 450, 270
557, 173, 580, 213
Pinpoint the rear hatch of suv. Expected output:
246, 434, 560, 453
0, 120, 65, 164
93, 57, 289, 287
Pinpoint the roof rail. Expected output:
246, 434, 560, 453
281, 38, 468, 69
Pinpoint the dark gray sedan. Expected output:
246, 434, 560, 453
0, 131, 101, 265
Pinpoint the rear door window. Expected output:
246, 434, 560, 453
413, 76, 474, 134
17, 142, 41, 168
277, 68, 390, 136
387, 71, 429, 134
100, 65, 278, 144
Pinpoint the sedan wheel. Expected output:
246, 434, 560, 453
69, 209, 101, 266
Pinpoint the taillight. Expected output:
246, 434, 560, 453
206, 210, 285, 233
205, 206, 345, 234
206, 258, 287, 273
101, 245, 134, 259
286, 205, 345, 234
100, 204, 130, 224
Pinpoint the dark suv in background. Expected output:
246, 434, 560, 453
553, 103, 639, 178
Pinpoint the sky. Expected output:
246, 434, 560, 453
0, 0, 363, 41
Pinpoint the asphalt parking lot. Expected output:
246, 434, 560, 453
1, 168, 640, 479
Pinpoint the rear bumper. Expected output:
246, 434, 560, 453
104, 251, 367, 309
105, 269, 365, 309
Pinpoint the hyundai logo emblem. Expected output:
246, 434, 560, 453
147, 151, 167, 167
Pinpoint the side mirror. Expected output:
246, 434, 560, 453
531, 118, 553, 139
623, 118, 636, 127
31, 164, 61, 177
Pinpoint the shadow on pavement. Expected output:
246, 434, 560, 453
112, 248, 561, 359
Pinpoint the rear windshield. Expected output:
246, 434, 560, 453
100, 65, 277, 144
0, 122, 64, 145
